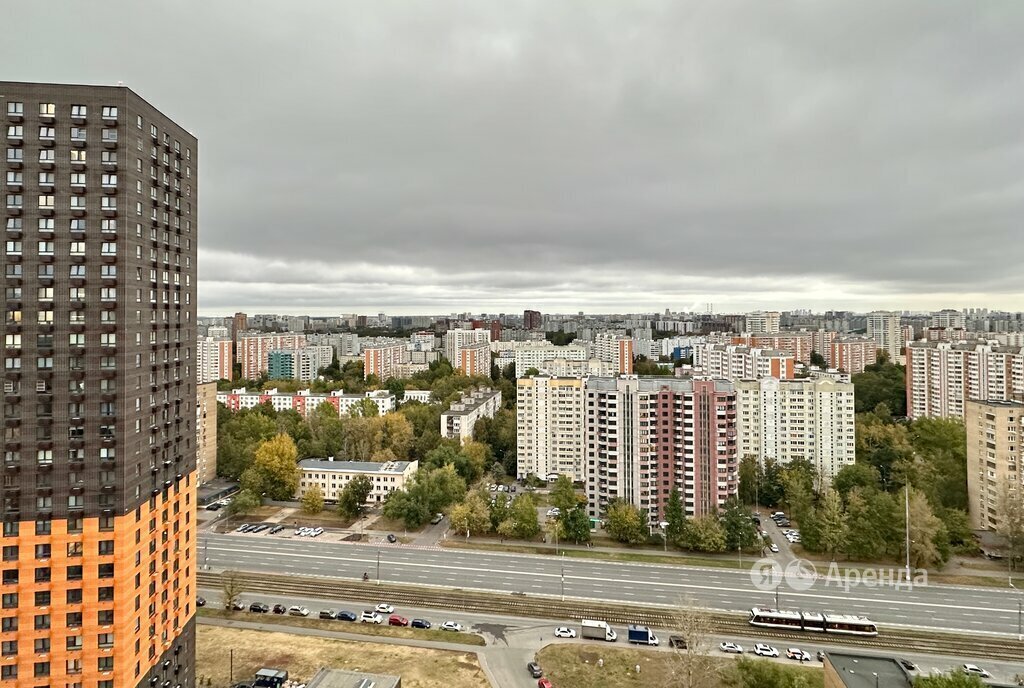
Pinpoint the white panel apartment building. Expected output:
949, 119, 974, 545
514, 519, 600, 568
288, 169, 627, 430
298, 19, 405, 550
593, 333, 634, 374
362, 339, 408, 380
866, 311, 904, 363
197, 335, 234, 383
516, 376, 586, 481
694, 344, 795, 380
905, 341, 1024, 419
440, 388, 502, 442
443, 328, 491, 365
238, 332, 306, 379
745, 311, 781, 335
735, 378, 857, 482
512, 342, 589, 378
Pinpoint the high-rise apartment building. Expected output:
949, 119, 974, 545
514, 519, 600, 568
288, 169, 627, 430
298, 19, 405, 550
457, 341, 490, 378
196, 334, 232, 383
267, 345, 332, 381
442, 328, 490, 367
511, 341, 589, 378
905, 341, 1024, 419
866, 311, 903, 363
523, 309, 542, 330
694, 344, 795, 380
931, 309, 966, 330
735, 378, 856, 482
195, 382, 218, 484
237, 332, 305, 380
744, 311, 781, 335
362, 340, 407, 381
516, 376, 586, 481
966, 400, 1023, 530
2, 82, 197, 687
827, 336, 877, 375
440, 388, 502, 443
593, 333, 634, 374
584, 377, 738, 521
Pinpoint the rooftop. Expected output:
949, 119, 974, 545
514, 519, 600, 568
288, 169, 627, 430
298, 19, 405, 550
825, 653, 911, 688
306, 667, 401, 688
299, 459, 414, 474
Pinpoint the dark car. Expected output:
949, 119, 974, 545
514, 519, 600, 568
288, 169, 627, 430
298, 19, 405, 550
319, 610, 337, 620
272, 604, 287, 615
196, 596, 206, 607
669, 635, 687, 649
229, 601, 245, 611
248, 602, 269, 613
337, 611, 357, 622
386, 533, 397, 543
527, 662, 543, 678
269, 525, 285, 534
205, 503, 222, 511
898, 658, 918, 672
411, 618, 431, 629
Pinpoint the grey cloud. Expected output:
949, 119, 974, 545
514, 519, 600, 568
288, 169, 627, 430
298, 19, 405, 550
6, 1, 1024, 314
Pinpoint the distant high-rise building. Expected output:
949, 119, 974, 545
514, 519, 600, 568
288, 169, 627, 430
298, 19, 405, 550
593, 333, 634, 374
197, 334, 234, 383
0, 80, 197, 688
443, 328, 491, 366
362, 340, 407, 381
458, 341, 490, 377
196, 382, 219, 484
931, 309, 966, 330
523, 309, 542, 330
694, 344, 795, 380
745, 311, 781, 335
905, 341, 1024, 419
966, 399, 1024, 531
866, 311, 904, 363
516, 376, 586, 481
827, 336, 878, 374
237, 332, 306, 379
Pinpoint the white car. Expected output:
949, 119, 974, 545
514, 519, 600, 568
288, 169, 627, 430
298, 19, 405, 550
769, 544, 780, 553
553, 627, 577, 639
962, 664, 992, 678
753, 644, 779, 658
287, 606, 309, 617
440, 621, 464, 632
312, 527, 324, 537
786, 648, 811, 661
719, 642, 744, 654
359, 611, 383, 624
375, 603, 395, 614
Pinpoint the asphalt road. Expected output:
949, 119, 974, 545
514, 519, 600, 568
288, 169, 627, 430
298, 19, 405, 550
199, 586, 1024, 686
199, 531, 1024, 636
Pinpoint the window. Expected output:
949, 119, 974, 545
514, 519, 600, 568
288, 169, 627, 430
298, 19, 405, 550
69, 288, 86, 302
38, 102, 54, 117
100, 333, 116, 346
38, 264, 53, 278
69, 241, 85, 256
70, 149, 86, 163
70, 265, 85, 277
97, 563, 114, 579
5, 194, 21, 209
97, 632, 113, 648
6, 103, 22, 116
102, 105, 118, 119
34, 520, 50, 536
97, 656, 114, 671
38, 218, 53, 231
0, 593, 14, 608
38, 126, 54, 140
98, 540, 114, 556
0, 641, 14, 656
4, 218, 20, 232
100, 287, 116, 302
70, 172, 86, 186
66, 636, 82, 651
0, 665, 15, 679
33, 591, 50, 607
38, 149, 54, 163
66, 542, 82, 557
37, 240, 54, 255
101, 218, 116, 232
70, 218, 86, 232
66, 589, 82, 604
97, 609, 113, 625
70, 104, 86, 118
33, 613, 50, 629
37, 194, 54, 210
101, 265, 116, 278
5, 126, 22, 140
101, 197, 116, 211
4, 149, 21, 163
4, 241, 21, 255
101, 150, 116, 164
70, 127, 87, 141
101, 129, 118, 143
66, 611, 82, 627
70, 195, 86, 210
101, 173, 117, 187
4, 172, 21, 186
33, 660, 49, 677
33, 544, 50, 560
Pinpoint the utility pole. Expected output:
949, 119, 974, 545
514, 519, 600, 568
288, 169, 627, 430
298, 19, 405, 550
376, 549, 381, 586
561, 566, 565, 602
904, 484, 911, 582
775, 583, 780, 610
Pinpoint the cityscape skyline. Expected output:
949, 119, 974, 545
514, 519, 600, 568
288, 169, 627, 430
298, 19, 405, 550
3, 2, 1022, 314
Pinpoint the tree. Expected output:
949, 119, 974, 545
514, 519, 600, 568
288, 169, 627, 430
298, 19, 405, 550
682, 515, 726, 553
738, 455, 762, 506
226, 489, 261, 516
664, 488, 688, 548
842, 487, 881, 560
721, 497, 758, 551
913, 672, 987, 688
489, 492, 511, 531
449, 491, 491, 537
382, 489, 430, 529
605, 501, 648, 545
832, 463, 881, 499
549, 475, 582, 513
725, 657, 816, 688
856, 414, 914, 486
507, 494, 540, 539
817, 488, 848, 561
217, 410, 277, 480
251, 434, 300, 501
337, 475, 373, 519
350, 398, 379, 417
221, 570, 245, 611
998, 481, 1024, 570
781, 470, 814, 526
852, 358, 907, 416
809, 350, 827, 368
906, 487, 948, 570
301, 485, 324, 515
560, 506, 592, 545
668, 597, 717, 688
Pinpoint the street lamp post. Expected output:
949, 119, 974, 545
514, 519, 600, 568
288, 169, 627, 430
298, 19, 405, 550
774, 583, 780, 610
376, 549, 381, 586
560, 566, 565, 602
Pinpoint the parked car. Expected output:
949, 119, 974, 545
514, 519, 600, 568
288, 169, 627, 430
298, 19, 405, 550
386, 534, 398, 543
319, 610, 337, 620
962, 665, 992, 679
527, 662, 543, 678
719, 642, 744, 654
248, 602, 269, 613
816, 651, 826, 662
388, 615, 409, 626
898, 658, 918, 672
272, 604, 287, 615
786, 648, 811, 662
553, 627, 576, 638
287, 606, 310, 617
360, 611, 384, 624
753, 644, 779, 658
430, 513, 444, 525
769, 544, 780, 553
205, 503, 222, 511
229, 601, 246, 611
668, 635, 687, 649
196, 597, 206, 607
269, 525, 285, 534
337, 611, 358, 622
311, 527, 324, 537
236, 524, 250, 532
440, 621, 464, 632
537, 679, 553, 688
375, 603, 395, 614
411, 618, 431, 629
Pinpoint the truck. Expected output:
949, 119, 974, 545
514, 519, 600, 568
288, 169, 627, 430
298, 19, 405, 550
627, 624, 659, 646
581, 619, 617, 642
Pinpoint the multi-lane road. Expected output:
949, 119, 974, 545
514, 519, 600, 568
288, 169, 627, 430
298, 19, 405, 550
199, 531, 1024, 636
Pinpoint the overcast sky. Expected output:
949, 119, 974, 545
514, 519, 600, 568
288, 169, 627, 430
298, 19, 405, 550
5, 2, 1023, 316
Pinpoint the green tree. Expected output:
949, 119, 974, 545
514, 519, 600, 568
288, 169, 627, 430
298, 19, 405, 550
725, 657, 816, 688
549, 475, 581, 513
604, 501, 648, 545
852, 358, 907, 416
560, 506, 592, 545
489, 492, 511, 531
226, 489, 261, 516
913, 672, 987, 688
505, 494, 540, 539
856, 414, 914, 488
809, 350, 827, 368
449, 491, 491, 537
832, 463, 881, 499
738, 455, 762, 506
664, 488, 688, 548
682, 515, 727, 553
382, 489, 430, 529
905, 487, 948, 570
301, 484, 324, 515
721, 497, 758, 550
842, 487, 881, 560
417, 463, 468, 515
350, 398, 379, 417
217, 410, 277, 480
817, 488, 848, 561
251, 434, 300, 501
781, 470, 814, 526
337, 475, 373, 519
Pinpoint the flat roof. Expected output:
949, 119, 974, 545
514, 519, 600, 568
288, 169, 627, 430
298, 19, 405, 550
299, 459, 414, 474
825, 653, 911, 688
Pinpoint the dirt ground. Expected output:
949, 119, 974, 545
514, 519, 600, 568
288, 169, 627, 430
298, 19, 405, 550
197, 625, 488, 688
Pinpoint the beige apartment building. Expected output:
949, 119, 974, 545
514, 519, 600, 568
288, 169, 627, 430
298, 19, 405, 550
296, 459, 419, 503
906, 341, 1024, 419
196, 382, 219, 483
516, 375, 586, 480
966, 399, 1024, 530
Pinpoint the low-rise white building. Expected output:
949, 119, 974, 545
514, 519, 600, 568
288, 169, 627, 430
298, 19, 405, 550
440, 388, 502, 442
296, 458, 418, 503
402, 390, 433, 404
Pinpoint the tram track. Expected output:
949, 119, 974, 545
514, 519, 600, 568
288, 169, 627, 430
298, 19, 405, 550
197, 570, 1024, 661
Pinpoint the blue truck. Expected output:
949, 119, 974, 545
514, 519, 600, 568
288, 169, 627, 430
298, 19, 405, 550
627, 624, 659, 646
